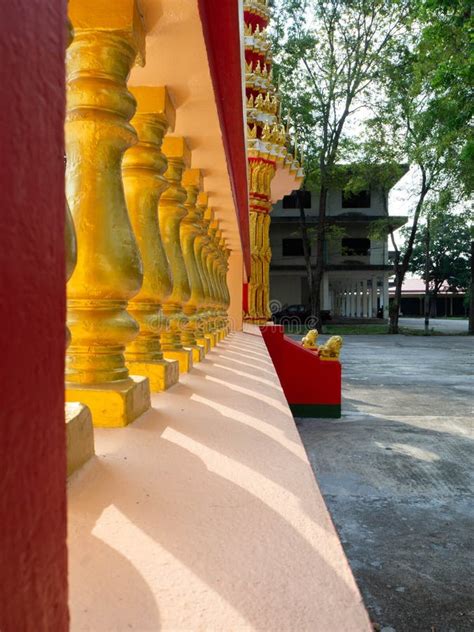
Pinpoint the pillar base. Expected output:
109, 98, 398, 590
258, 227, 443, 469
196, 336, 210, 354
188, 344, 205, 363
66, 376, 151, 428
163, 348, 193, 373
289, 403, 341, 419
66, 402, 95, 476
206, 332, 218, 348
126, 358, 179, 392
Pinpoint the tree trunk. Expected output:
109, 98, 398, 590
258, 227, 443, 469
424, 216, 430, 335
298, 194, 315, 317
469, 240, 474, 335
312, 185, 327, 331
390, 170, 429, 334
389, 268, 403, 333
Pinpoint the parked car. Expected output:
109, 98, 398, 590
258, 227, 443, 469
272, 304, 331, 326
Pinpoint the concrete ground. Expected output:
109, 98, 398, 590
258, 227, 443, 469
400, 317, 469, 334
297, 334, 474, 632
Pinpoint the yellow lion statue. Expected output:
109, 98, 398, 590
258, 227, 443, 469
319, 335, 343, 360
301, 329, 319, 349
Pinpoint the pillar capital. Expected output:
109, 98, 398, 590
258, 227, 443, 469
129, 86, 176, 130
210, 217, 220, 235
162, 136, 192, 165
183, 168, 203, 190
69, 0, 146, 64
197, 191, 209, 207
204, 206, 215, 225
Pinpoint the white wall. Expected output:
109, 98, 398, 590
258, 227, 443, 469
272, 186, 387, 218
270, 224, 307, 267
270, 272, 304, 307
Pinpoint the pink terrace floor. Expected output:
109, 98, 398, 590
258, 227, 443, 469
68, 327, 371, 631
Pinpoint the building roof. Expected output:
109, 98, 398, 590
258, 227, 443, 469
271, 214, 407, 227
389, 277, 465, 295
329, 162, 409, 191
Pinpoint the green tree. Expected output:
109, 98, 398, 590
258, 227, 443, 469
415, 0, 473, 332
405, 205, 471, 317
415, 0, 473, 196
271, 0, 411, 328
363, 23, 471, 332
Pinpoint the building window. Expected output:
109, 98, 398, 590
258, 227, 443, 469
282, 238, 305, 256
341, 237, 370, 256
342, 189, 371, 208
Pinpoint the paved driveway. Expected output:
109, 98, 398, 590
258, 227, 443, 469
297, 335, 474, 632
400, 317, 469, 334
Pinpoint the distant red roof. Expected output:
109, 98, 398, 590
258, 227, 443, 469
389, 277, 463, 295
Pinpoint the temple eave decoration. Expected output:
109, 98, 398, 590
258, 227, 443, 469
243, 0, 304, 324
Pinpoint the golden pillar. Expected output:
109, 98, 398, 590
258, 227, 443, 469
194, 192, 212, 353
65, 16, 95, 474
205, 209, 221, 343
159, 137, 193, 372
181, 169, 206, 361
209, 221, 226, 341
246, 155, 275, 324
65, 0, 151, 427
262, 212, 272, 322
219, 236, 231, 334
196, 195, 217, 348
214, 228, 226, 339
123, 86, 180, 391
249, 210, 272, 323
65, 205, 77, 349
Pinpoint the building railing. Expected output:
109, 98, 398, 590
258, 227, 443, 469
65, 0, 231, 470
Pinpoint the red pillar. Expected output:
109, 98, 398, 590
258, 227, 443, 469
197, 0, 250, 276
0, 2, 68, 630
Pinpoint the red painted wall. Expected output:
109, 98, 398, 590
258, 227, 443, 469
261, 325, 341, 407
0, 2, 69, 630
198, 0, 251, 275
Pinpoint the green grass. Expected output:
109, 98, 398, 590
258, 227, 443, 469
325, 324, 389, 335
405, 316, 468, 320
283, 324, 468, 336
284, 324, 388, 336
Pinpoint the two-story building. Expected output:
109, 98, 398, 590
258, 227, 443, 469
270, 171, 408, 321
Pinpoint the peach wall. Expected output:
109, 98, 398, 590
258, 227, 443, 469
131, 0, 243, 254
68, 328, 371, 631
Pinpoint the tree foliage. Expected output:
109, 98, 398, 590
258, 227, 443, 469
271, 0, 412, 326
414, 0, 474, 196
362, 1, 472, 331
405, 205, 471, 295
270, 0, 472, 330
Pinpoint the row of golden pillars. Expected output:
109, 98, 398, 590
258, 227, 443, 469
64, 0, 230, 435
